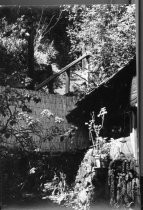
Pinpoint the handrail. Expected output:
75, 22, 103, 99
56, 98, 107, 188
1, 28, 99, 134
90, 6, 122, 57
35, 51, 92, 91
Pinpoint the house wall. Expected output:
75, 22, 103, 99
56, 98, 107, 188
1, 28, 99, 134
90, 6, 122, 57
130, 108, 139, 162
0, 86, 89, 152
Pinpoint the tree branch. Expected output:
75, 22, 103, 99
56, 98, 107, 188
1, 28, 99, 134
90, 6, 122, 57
43, 11, 62, 36
42, 14, 56, 36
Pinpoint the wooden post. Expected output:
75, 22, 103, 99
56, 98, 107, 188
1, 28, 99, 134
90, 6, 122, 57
65, 70, 70, 94
82, 43, 89, 86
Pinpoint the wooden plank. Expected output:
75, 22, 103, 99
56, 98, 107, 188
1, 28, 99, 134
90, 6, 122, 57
35, 52, 92, 91
65, 70, 70, 94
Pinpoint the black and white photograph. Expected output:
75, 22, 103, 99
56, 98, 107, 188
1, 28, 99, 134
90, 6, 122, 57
0, 3, 140, 210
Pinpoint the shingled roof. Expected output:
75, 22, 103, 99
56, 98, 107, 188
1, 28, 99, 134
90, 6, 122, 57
66, 57, 137, 124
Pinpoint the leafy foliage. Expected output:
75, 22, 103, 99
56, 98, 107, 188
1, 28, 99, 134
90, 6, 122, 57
0, 5, 136, 93
0, 7, 67, 90
0, 16, 28, 86
17, 108, 67, 150
0, 87, 42, 150
63, 4, 136, 90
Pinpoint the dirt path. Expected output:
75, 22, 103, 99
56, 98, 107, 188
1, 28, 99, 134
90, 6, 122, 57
2, 199, 140, 210
1, 199, 113, 210
2, 199, 72, 210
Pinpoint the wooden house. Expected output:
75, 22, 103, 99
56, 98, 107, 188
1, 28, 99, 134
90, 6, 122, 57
66, 57, 138, 163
